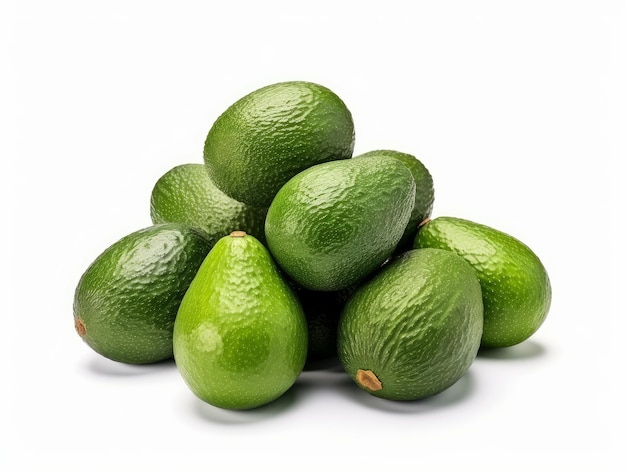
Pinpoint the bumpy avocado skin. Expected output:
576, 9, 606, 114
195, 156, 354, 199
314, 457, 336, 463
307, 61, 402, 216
204, 81, 355, 207
265, 156, 416, 291
338, 248, 483, 400
173, 233, 308, 410
150, 163, 268, 244
355, 149, 434, 251
73, 224, 212, 364
414, 216, 551, 348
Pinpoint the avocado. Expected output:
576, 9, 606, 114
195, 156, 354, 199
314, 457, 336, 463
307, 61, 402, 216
414, 216, 551, 348
355, 149, 434, 251
291, 286, 345, 368
73, 224, 212, 364
203, 81, 355, 207
338, 248, 483, 400
173, 231, 308, 410
150, 163, 268, 244
265, 155, 416, 291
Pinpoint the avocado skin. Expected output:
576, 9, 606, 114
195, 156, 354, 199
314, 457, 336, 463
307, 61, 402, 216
150, 163, 268, 245
292, 286, 345, 368
204, 81, 355, 207
414, 216, 551, 348
265, 156, 416, 291
355, 149, 434, 251
73, 224, 212, 364
338, 248, 483, 400
173, 233, 307, 410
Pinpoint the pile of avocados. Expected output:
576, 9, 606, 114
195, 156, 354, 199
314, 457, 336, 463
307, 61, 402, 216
74, 81, 552, 410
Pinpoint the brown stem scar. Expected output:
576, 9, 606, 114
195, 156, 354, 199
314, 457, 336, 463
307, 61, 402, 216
356, 369, 382, 391
230, 231, 247, 238
418, 217, 431, 228
75, 316, 86, 337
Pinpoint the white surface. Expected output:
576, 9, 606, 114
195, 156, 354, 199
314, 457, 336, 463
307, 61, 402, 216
3, 1, 624, 469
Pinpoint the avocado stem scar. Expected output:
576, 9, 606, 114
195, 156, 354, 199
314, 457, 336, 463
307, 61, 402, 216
75, 316, 86, 337
230, 231, 247, 238
418, 217, 431, 228
356, 369, 382, 391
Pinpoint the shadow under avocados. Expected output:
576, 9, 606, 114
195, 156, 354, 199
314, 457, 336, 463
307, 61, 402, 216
334, 369, 477, 414
191, 385, 299, 425
477, 340, 547, 361
85, 355, 176, 377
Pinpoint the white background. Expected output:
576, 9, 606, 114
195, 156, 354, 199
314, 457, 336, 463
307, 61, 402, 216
2, 1, 624, 469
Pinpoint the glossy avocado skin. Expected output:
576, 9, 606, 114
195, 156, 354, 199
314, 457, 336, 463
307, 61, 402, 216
73, 224, 212, 364
203, 81, 355, 207
150, 163, 268, 245
265, 156, 416, 291
355, 149, 434, 251
414, 217, 551, 348
338, 248, 483, 400
173, 232, 307, 410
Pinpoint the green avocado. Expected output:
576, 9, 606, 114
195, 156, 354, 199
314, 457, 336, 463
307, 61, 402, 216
265, 155, 416, 291
338, 248, 483, 400
355, 149, 434, 251
173, 231, 308, 410
414, 216, 551, 348
73, 224, 212, 364
150, 163, 268, 244
204, 81, 355, 207
291, 286, 345, 368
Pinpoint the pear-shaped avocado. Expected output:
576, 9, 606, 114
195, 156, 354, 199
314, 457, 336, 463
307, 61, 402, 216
338, 248, 483, 400
173, 231, 307, 410
414, 217, 551, 348
265, 156, 416, 291
150, 163, 268, 244
73, 224, 212, 364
